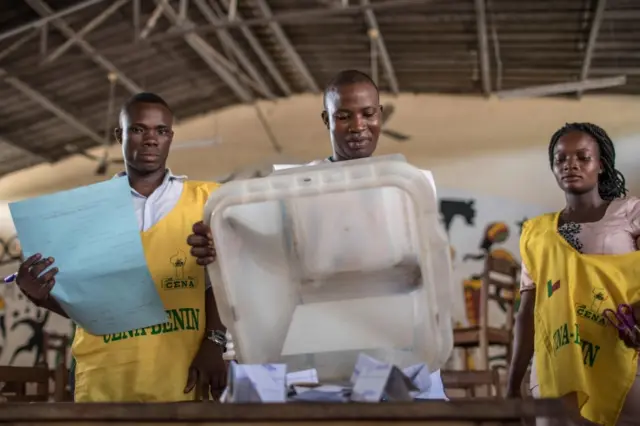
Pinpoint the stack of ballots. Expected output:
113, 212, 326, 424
221, 353, 448, 403
204, 156, 454, 398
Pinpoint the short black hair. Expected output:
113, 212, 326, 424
119, 92, 172, 125
548, 122, 627, 200
323, 69, 379, 109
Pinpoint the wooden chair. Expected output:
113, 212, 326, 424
0, 366, 49, 402
441, 368, 503, 398
454, 254, 520, 372
42, 332, 72, 401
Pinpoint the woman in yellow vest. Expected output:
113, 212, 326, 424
506, 123, 640, 425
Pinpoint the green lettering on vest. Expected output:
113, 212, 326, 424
561, 324, 570, 346
172, 309, 185, 330
581, 339, 601, 367
102, 308, 201, 344
161, 320, 174, 333
188, 309, 200, 330
163, 278, 196, 290
575, 304, 607, 326
552, 322, 580, 353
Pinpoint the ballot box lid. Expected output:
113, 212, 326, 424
204, 156, 454, 381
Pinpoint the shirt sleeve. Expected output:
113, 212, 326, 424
520, 261, 536, 293
625, 196, 640, 239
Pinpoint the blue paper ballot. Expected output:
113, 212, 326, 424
9, 177, 168, 335
414, 369, 449, 401
228, 363, 287, 403
351, 353, 448, 402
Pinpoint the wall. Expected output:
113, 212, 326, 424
1, 93, 640, 368
2, 92, 640, 202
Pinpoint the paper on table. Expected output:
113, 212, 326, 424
414, 369, 449, 401
286, 368, 319, 387
228, 363, 287, 403
9, 177, 167, 335
350, 354, 417, 402
403, 363, 432, 391
351, 354, 447, 402
291, 387, 349, 402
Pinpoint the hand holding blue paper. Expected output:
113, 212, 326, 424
9, 177, 168, 335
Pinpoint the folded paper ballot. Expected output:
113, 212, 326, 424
222, 353, 448, 403
286, 368, 319, 387
226, 363, 288, 403
350, 353, 448, 401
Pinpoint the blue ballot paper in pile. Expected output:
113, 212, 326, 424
225, 363, 288, 403
221, 353, 448, 403
350, 353, 448, 402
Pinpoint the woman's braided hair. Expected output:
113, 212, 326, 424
548, 122, 627, 201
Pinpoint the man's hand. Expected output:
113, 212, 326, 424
187, 221, 216, 266
184, 338, 227, 400
16, 253, 59, 302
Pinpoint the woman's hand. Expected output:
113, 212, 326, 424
624, 302, 640, 349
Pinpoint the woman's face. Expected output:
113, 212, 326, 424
552, 131, 602, 195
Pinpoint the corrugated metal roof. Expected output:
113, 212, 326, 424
0, 0, 638, 177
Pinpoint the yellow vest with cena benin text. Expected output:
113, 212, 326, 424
521, 213, 640, 425
72, 181, 219, 402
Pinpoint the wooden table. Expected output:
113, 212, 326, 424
0, 399, 568, 425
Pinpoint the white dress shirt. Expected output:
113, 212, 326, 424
115, 169, 211, 289
115, 169, 186, 232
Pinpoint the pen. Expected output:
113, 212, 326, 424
3, 273, 17, 283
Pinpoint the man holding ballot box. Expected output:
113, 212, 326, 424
15, 93, 227, 402
188, 70, 448, 400
189, 70, 389, 287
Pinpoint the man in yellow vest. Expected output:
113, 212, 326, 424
15, 93, 227, 402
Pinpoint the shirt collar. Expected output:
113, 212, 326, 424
114, 169, 187, 196
114, 168, 186, 181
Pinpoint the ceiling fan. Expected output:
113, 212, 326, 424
380, 103, 410, 142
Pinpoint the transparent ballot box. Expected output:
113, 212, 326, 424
204, 156, 454, 381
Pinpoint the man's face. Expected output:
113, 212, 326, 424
115, 102, 173, 174
321, 82, 382, 161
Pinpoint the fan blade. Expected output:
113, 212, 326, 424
382, 128, 410, 142
381, 103, 395, 124
110, 158, 126, 164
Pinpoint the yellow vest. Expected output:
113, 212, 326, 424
72, 181, 219, 402
521, 212, 640, 425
